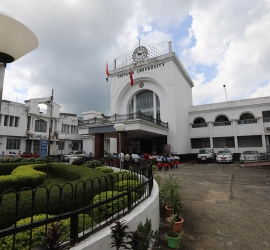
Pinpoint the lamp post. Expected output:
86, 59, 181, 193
0, 12, 38, 111
58, 135, 66, 162
113, 123, 126, 170
223, 85, 227, 102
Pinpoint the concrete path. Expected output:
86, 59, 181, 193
156, 161, 270, 250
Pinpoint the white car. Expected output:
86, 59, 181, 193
197, 148, 215, 163
63, 151, 86, 162
239, 151, 259, 163
216, 150, 233, 163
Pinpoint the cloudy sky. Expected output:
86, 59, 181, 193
1, 0, 270, 116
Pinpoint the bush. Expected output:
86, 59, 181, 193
115, 180, 141, 192
0, 213, 94, 250
0, 158, 10, 163
0, 164, 108, 230
95, 166, 114, 174
8, 157, 22, 163
86, 160, 102, 169
21, 157, 36, 162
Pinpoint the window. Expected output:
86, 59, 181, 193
56, 141, 64, 150
213, 137, 235, 148
191, 138, 210, 149
9, 116, 14, 127
14, 117, 19, 127
4, 116, 9, 126
33, 140, 40, 154
35, 119, 47, 132
237, 135, 262, 147
6, 138, 20, 150
136, 91, 154, 116
27, 116, 31, 130
72, 142, 79, 150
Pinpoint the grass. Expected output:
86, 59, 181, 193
43, 177, 69, 187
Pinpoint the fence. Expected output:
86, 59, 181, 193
0, 160, 153, 249
78, 110, 168, 128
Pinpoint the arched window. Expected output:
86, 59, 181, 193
239, 113, 255, 120
129, 91, 160, 119
193, 117, 206, 124
214, 115, 231, 126
35, 119, 47, 132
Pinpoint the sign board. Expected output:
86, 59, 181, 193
40, 140, 48, 157
88, 125, 116, 134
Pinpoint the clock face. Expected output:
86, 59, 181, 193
132, 46, 148, 62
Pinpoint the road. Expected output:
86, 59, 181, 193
156, 161, 270, 250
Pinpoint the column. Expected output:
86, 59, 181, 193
153, 92, 156, 119
95, 133, 104, 160
258, 117, 266, 152
231, 119, 238, 153
207, 122, 213, 148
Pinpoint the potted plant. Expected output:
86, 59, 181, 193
159, 175, 182, 216
165, 214, 181, 249
166, 188, 184, 232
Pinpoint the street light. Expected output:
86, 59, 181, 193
0, 12, 38, 110
58, 135, 66, 162
223, 85, 227, 102
113, 123, 126, 170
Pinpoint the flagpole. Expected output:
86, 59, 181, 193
106, 79, 108, 117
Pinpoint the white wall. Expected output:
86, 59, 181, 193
71, 179, 160, 250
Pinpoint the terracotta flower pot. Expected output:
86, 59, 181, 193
165, 205, 173, 217
167, 216, 184, 232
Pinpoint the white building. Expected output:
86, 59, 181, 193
0, 97, 82, 156
78, 41, 270, 159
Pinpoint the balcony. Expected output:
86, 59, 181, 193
213, 121, 231, 126
238, 119, 257, 125
78, 111, 168, 128
192, 123, 207, 128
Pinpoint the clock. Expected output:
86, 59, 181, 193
132, 46, 148, 62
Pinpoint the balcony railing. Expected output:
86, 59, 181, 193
263, 117, 270, 123
213, 121, 231, 127
192, 123, 207, 128
78, 110, 168, 128
238, 119, 257, 125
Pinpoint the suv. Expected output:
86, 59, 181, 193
63, 151, 86, 162
197, 148, 215, 163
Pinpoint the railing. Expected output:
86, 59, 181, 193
192, 123, 207, 128
0, 161, 153, 249
213, 121, 231, 127
263, 117, 270, 123
238, 119, 257, 125
78, 111, 168, 128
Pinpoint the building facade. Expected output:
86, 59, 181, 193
0, 97, 82, 156
78, 41, 270, 158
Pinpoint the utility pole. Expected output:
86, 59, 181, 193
46, 89, 54, 177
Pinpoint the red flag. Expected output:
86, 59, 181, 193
130, 68, 134, 86
106, 62, 109, 82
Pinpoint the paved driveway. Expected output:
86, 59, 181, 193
157, 161, 270, 250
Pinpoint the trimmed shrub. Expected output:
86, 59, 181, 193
115, 180, 141, 192
95, 166, 114, 174
0, 158, 10, 163
0, 164, 108, 230
21, 157, 36, 162
0, 213, 94, 250
86, 160, 102, 169
8, 157, 22, 163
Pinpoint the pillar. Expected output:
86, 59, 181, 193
95, 133, 104, 160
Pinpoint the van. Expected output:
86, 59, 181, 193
197, 148, 215, 163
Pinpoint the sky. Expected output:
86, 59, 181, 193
1, 0, 270, 116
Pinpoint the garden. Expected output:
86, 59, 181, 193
0, 158, 153, 249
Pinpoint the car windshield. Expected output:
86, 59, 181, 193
243, 151, 257, 155
218, 151, 231, 155
67, 152, 74, 155
199, 149, 211, 154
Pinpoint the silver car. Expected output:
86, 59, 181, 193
216, 150, 233, 163
239, 151, 259, 163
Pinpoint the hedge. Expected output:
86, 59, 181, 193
0, 164, 108, 230
0, 213, 94, 250
0, 162, 36, 175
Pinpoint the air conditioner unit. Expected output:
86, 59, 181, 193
265, 127, 270, 133
69, 143, 73, 147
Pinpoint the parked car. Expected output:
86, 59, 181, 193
239, 151, 260, 163
63, 151, 86, 162
216, 149, 233, 163
197, 148, 215, 163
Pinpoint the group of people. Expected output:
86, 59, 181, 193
1, 151, 39, 158
103, 151, 180, 170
